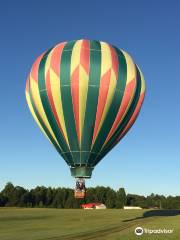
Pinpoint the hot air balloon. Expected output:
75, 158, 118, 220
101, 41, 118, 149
25, 39, 145, 198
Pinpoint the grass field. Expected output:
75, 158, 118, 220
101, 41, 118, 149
0, 208, 179, 240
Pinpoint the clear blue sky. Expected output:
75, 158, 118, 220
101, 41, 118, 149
0, 0, 179, 196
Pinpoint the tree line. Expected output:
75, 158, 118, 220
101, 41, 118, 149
0, 182, 179, 209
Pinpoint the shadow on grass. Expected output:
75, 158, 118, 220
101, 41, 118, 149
123, 210, 180, 222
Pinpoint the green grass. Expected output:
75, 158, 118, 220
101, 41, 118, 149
0, 208, 179, 240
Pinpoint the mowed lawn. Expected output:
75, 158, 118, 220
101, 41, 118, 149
0, 208, 179, 240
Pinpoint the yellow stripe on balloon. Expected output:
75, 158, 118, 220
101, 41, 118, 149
137, 66, 146, 94
45, 51, 52, 77
79, 64, 89, 145
49, 68, 70, 147
29, 76, 60, 146
70, 40, 82, 74
25, 89, 53, 145
100, 42, 112, 76
121, 50, 136, 84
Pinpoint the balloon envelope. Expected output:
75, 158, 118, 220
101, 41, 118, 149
25, 39, 145, 178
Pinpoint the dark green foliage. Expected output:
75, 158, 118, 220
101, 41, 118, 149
105, 187, 117, 208
116, 188, 126, 208
0, 183, 180, 209
126, 194, 146, 208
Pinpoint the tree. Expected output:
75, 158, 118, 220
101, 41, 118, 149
52, 189, 63, 208
116, 188, 126, 209
14, 186, 27, 207
85, 188, 96, 202
1, 182, 180, 210
64, 190, 74, 208
31, 186, 47, 207
45, 188, 53, 207
95, 186, 107, 203
105, 187, 116, 208
1, 182, 16, 206
0, 193, 8, 206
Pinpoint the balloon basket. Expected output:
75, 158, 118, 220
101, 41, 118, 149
74, 178, 86, 199
74, 190, 86, 199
